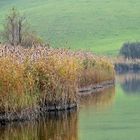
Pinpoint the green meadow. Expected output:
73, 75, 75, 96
0, 0, 140, 55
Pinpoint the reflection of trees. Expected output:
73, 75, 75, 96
80, 87, 115, 108
0, 111, 78, 140
121, 78, 140, 94
118, 73, 140, 94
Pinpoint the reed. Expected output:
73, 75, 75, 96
77, 53, 115, 88
0, 44, 115, 117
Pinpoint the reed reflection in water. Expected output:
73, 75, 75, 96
0, 86, 115, 140
80, 87, 115, 110
0, 111, 78, 140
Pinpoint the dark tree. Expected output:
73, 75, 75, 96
120, 42, 140, 59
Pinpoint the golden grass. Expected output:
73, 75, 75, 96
0, 44, 115, 114
78, 53, 115, 88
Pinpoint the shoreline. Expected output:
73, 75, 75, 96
115, 63, 140, 73
78, 80, 115, 96
0, 79, 115, 124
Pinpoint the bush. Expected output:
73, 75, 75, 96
120, 42, 140, 59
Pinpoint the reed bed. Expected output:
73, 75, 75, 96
78, 53, 115, 88
0, 44, 115, 119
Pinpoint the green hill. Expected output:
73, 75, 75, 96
0, 0, 140, 55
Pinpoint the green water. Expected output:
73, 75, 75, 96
0, 73, 140, 140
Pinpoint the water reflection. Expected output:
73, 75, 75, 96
117, 73, 140, 94
0, 111, 78, 140
80, 87, 115, 109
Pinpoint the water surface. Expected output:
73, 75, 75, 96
1, 73, 140, 140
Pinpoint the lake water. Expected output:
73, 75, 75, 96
0, 73, 140, 140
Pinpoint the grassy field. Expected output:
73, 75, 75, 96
0, 0, 140, 55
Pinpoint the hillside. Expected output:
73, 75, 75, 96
0, 0, 140, 55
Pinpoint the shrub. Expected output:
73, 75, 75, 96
120, 42, 140, 59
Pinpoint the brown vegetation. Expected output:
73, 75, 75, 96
0, 44, 115, 119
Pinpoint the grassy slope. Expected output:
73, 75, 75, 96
0, 0, 140, 55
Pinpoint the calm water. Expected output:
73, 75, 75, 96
1, 73, 140, 140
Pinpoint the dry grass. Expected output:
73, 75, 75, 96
77, 53, 115, 88
0, 44, 115, 114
